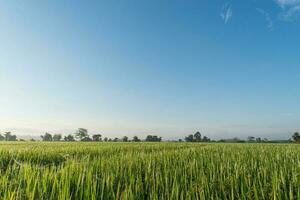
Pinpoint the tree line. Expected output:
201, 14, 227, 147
0, 132, 17, 141
1, 129, 300, 143
184, 132, 211, 142
40, 129, 207, 142
39, 130, 300, 143
39, 128, 162, 142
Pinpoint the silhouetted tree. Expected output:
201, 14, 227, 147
4, 132, 11, 141
75, 128, 89, 140
185, 134, 194, 142
218, 137, 245, 143
202, 136, 210, 142
194, 132, 202, 142
53, 134, 62, 141
292, 132, 300, 142
92, 134, 102, 141
122, 136, 128, 142
64, 134, 75, 141
132, 136, 141, 142
0, 134, 5, 141
145, 135, 162, 142
256, 137, 262, 143
185, 132, 210, 142
4, 132, 17, 141
113, 137, 119, 142
178, 139, 183, 142
247, 136, 255, 142
41, 132, 53, 141
10, 135, 17, 141
103, 137, 108, 142
145, 135, 153, 141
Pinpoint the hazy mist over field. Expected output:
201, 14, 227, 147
1, 0, 300, 140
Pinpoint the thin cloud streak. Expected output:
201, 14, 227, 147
280, 5, 300, 20
257, 9, 274, 30
275, 0, 300, 7
221, 3, 233, 24
275, 0, 300, 20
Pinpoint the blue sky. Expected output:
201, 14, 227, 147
0, 0, 299, 139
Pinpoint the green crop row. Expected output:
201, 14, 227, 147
0, 142, 299, 200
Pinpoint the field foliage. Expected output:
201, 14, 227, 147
0, 142, 299, 199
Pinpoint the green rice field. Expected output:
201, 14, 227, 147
0, 142, 299, 199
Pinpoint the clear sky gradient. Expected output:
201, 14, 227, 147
0, 0, 299, 139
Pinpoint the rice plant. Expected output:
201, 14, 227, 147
0, 142, 299, 199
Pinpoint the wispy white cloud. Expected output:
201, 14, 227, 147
274, 0, 300, 20
276, 0, 300, 7
280, 4, 300, 20
221, 2, 233, 24
257, 9, 274, 30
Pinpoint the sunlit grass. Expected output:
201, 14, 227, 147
0, 142, 299, 199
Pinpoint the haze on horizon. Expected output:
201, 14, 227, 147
1, 0, 300, 140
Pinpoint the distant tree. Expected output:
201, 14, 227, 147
145, 135, 162, 142
145, 135, 153, 141
0, 134, 5, 141
156, 136, 162, 142
103, 137, 108, 142
178, 139, 183, 142
4, 132, 11, 141
9, 135, 17, 141
30, 138, 36, 142
122, 136, 129, 142
155, 135, 162, 142
41, 132, 53, 141
194, 132, 202, 142
108, 138, 112, 142
64, 134, 75, 141
185, 134, 194, 142
19, 139, 25, 141
256, 137, 262, 143
202, 136, 210, 142
92, 134, 102, 141
132, 136, 141, 142
53, 134, 62, 141
233, 137, 240, 142
75, 128, 89, 140
4, 132, 17, 141
247, 136, 255, 142
152, 135, 162, 142
113, 137, 119, 142
292, 132, 300, 142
